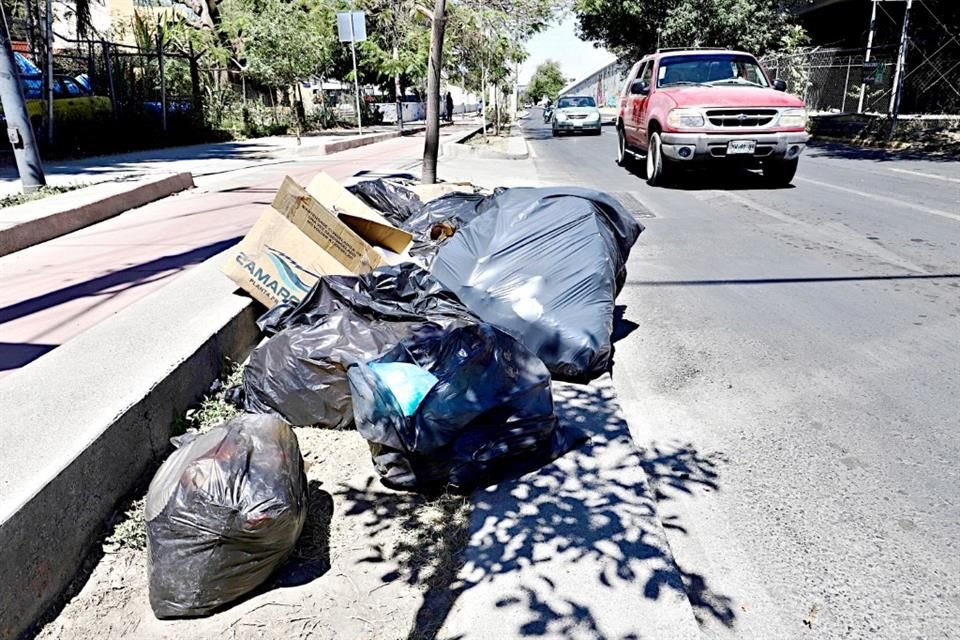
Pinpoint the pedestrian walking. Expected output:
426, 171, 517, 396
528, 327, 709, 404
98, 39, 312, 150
445, 92, 454, 122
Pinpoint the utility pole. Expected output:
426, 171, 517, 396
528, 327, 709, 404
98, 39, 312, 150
0, 6, 46, 192
889, 0, 913, 130
421, 0, 447, 184
857, 0, 879, 113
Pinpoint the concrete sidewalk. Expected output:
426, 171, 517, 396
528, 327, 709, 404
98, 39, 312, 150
0, 123, 476, 379
0, 118, 476, 197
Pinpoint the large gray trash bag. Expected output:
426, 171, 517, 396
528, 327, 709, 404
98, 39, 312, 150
432, 187, 643, 379
146, 414, 307, 618
239, 264, 479, 427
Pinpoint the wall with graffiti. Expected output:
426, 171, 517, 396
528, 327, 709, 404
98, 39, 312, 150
560, 61, 627, 109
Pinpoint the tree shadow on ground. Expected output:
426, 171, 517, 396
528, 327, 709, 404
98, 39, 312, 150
338, 380, 736, 639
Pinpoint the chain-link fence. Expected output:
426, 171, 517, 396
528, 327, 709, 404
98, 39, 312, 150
761, 46, 899, 114
763, 1, 960, 115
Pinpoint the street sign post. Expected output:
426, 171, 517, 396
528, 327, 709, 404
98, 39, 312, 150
337, 11, 366, 136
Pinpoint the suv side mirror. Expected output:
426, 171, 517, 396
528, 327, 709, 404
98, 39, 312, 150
631, 80, 650, 96
773, 78, 787, 92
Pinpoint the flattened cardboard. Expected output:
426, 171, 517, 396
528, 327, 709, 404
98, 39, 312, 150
271, 177, 385, 274
221, 208, 352, 308
409, 182, 480, 202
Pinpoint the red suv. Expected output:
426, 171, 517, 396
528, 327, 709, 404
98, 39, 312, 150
616, 49, 809, 186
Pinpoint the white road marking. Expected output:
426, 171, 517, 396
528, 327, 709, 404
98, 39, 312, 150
888, 167, 960, 184
795, 176, 960, 223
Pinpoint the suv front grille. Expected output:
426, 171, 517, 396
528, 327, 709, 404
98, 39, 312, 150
706, 109, 777, 128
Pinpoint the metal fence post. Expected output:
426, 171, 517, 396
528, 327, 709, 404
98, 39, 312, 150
842, 56, 852, 112
157, 31, 166, 133
102, 41, 117, 122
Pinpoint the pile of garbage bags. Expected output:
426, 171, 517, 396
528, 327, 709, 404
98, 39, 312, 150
144, 175, 643, 619
146, 415, 307, 618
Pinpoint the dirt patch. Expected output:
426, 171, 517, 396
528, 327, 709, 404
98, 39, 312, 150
32, 369, 471, 640
464, 125, 516, 152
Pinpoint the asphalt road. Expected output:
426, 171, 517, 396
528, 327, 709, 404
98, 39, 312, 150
524, 109, 960, 638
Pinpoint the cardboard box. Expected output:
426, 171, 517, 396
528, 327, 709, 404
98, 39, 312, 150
303, 172, 412, 253
222, 174, 413, 308
409, 182, 479, 203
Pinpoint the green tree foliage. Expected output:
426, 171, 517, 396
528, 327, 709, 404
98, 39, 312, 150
526, 59, 565, 102
574, 0, 805, 61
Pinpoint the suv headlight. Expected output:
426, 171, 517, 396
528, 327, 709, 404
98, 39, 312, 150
556, 112, 567, 121
667, 108, 705, 129
779, 108, 807, 128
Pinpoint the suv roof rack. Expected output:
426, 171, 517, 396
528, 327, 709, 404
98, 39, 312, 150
656, 47, 730, 52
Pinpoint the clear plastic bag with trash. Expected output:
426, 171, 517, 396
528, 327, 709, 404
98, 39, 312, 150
145, 414, 307, 618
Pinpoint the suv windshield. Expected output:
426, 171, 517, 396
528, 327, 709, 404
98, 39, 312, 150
658, 54, 770, 88
558, 96, 596, 108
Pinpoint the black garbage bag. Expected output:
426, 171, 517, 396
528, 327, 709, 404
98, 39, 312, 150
348, 179, 424, 226
257, 262, 477, 336
240, 310, 422, 428
348, 323, 579, 493
238, 264, 479, 427
146, 414, 307, 618
431, 187, 643, 379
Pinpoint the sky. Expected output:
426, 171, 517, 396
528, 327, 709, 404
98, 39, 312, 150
519, 16, 617, 86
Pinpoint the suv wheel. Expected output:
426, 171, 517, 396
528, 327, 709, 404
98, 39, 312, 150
762, 158, 799, 186
616, 128, 631, 166
646, 131, 670, 186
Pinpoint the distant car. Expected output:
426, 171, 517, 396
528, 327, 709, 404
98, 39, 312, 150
552, 96, 602, 136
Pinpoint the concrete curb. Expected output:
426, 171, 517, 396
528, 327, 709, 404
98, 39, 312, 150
296, 121, 455, 156
441, 125, 530, 160
0, 255, 258, 640
0, 172, 194, 258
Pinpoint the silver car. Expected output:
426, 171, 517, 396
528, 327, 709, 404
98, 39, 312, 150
552, 96, 602, 136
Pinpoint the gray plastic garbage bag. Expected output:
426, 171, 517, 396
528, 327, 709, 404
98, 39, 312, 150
348, 323, 580, 493
145, 415, 307, 618
238, 264, 479, 427
431, 187, 643, 379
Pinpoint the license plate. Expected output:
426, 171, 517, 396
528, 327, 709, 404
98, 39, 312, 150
574, 122, 582, 128
727, 140, 756, 155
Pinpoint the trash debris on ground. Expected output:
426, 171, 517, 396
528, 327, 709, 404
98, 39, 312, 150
348, 323, 580, 494
235, 264, 478, 428
145, 414, 307, 618
221, 172, 412, 308
348, 178, 491, 260
431, 187, 643, 379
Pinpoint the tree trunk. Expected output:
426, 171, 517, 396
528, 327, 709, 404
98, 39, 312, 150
421, 0, 447, 184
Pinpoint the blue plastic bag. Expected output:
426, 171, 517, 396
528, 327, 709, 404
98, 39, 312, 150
368, 362, 439, 417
